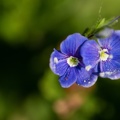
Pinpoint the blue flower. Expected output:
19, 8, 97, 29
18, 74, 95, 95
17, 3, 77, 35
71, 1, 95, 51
50, 33, 98, 88
81, 30, 120, 79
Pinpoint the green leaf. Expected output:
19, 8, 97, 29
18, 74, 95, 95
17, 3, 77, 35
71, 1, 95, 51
83, 16, 120, 38
96, 18, 106, 29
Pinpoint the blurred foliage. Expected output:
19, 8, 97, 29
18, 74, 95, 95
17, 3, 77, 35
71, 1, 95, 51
0, 0, 120, 120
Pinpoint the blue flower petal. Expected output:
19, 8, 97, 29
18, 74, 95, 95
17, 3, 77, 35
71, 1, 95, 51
98, 37, 111, 48
102, 60, 120, 72
111, 49, 120, 68
56, 59, 69, 76
108, 72, 120, 80
97, 30, 120, 79
98, 30, 120, 49
81, 40, 100, 68
111, 48, 120, 60
50, 49, 67, 75
114, 30, 120, 35
76, 68, 98, 87
100, 71, 120, 80
59, 67, 77, 88
60, 33, 87, 56
110, 36, 120, 59
100, 60, 120, 79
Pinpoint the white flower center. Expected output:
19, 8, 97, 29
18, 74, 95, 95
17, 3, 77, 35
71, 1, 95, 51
99, 49, 109, 61
67, 56, 79, 67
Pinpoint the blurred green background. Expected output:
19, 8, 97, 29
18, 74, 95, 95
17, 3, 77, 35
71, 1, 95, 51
0, 0, 120, 120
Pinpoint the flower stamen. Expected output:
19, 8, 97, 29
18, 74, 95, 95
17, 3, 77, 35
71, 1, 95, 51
67, 56, 79, 67
99, 49, 109, 61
